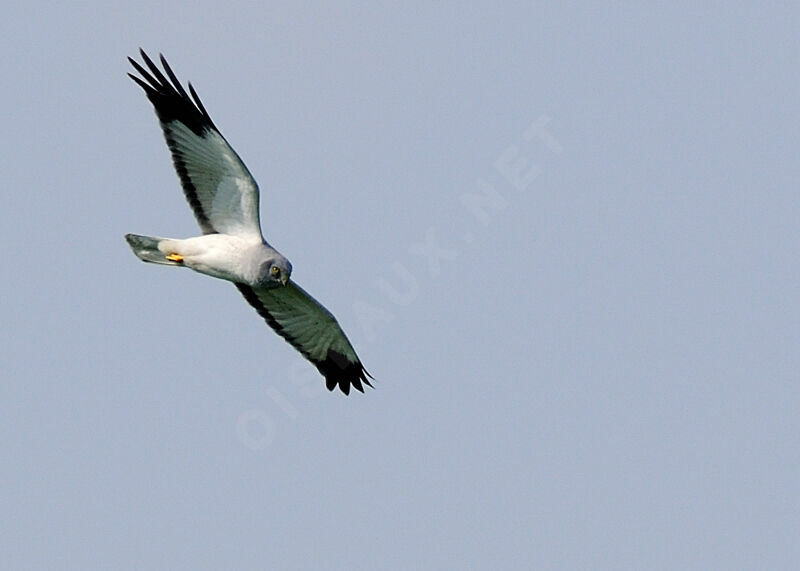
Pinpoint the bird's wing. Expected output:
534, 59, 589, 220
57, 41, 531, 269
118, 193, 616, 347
235, 281, 373, 395
128, 50, 262, 239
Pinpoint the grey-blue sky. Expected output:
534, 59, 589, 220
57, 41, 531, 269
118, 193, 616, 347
1, 2, 798, 569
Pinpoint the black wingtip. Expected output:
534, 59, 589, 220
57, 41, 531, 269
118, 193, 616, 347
320, 350, 374, 396
128, 49, 217, 136
325, 367, 375, 395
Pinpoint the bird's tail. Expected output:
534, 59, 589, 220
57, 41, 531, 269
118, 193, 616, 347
125, 233, 182, 266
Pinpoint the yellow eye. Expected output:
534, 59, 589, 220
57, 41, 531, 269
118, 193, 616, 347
271, 266, 280, 276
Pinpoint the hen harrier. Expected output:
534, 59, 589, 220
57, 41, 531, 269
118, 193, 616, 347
125, 50, 372, 395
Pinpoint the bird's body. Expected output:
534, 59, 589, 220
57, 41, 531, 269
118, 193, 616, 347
129, 233, 279, 285
125, 50, 372, 394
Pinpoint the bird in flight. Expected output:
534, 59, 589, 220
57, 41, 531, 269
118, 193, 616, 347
125, 50, 372, 395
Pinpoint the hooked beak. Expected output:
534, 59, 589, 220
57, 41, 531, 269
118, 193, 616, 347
280, 274, 289, 286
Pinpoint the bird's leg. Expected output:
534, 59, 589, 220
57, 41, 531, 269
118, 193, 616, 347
165, 253, 184, 262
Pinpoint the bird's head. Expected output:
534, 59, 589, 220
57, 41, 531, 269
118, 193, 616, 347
257, 255, 292, 287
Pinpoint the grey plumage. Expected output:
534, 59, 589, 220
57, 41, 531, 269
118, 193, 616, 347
125, 50, 372, 395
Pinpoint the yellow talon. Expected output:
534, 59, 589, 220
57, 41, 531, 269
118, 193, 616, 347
165, 253, 184, 262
